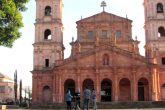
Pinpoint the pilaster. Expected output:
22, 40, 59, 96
113, 67, 118, 101
95, 69, 100, 102
76, 69, 81, 92
132, 68, 138, 101
52, 73, 56, 103
151, 67, 159, 101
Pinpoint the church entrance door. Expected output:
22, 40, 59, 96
101, 79, 112, 102
42, 86, 52, 103
83, 79, 94, 90
64, 79, 75, 101
119, 78, 131, 101
138, 78, 149, 101
138, 82, 144, 101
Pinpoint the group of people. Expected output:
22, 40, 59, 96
65, 86, 97, 110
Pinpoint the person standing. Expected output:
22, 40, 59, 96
74, 89, 81, 110
83, 86, 91, 110
65, 89, 73, 110
91, 89, 97, 110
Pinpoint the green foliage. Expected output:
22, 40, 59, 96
0, 0, 29, 47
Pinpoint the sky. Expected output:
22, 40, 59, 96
0, 0, 145, 87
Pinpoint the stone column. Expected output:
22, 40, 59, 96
157, 70, 161, 101
113, 67, 118, 101
95, 69, 100, 102
155, 68, 160, 101
151, 67, 158, 101
95, 47, 100, 102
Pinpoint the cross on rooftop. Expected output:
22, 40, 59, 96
101, 1, 107, 12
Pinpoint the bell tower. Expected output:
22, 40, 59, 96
144, 0, 165, 101
33, 0, 64, 70
144, 0, 165, 65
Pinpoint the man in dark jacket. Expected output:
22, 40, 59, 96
75, 89, 80, 110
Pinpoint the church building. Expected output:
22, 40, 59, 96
32, 0, 165, 103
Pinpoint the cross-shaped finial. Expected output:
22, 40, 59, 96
72, 37, 74, 42
101, 1, 107, 12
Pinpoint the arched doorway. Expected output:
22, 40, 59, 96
83, 79, 94, 90
138, 78, 149, 101
119, 78, 131, 101
42, 86, 52, 103
101, 79, 112, 102
161, 84, 165, 100
64, 79, 75, 97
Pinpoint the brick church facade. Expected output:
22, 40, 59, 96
32, 0, 165, 103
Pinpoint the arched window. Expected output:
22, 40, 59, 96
158, 27, 165, 37
157, 3, 164, 13
45, 6, 51, 16
44, 29, 51, 40
103, 54, 109, 65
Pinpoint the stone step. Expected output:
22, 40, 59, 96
30, 101, 165, 109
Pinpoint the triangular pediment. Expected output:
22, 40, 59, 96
76, 11, 132, 24
57, 45, 149, 69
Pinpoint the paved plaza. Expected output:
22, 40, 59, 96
7, 108, 165, 110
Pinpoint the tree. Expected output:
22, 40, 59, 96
0, 0, 29, 47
